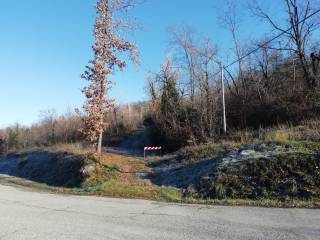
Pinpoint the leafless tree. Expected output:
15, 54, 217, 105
168, 26, 198, 106
0, 109, 84, 152
251, 0, 320, 88
39, 109, 57, 145
195, 38, 220, 137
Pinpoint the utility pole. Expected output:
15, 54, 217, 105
128, 104, 131, 122
221, 63, 227, 134
293, 58, 296, 91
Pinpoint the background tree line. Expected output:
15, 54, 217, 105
147, 0, 320, 151
0, 102, 149, 153
1, 0, 320, 154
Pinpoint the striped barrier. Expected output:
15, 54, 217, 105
144, 146, 162, 158
144, 146, 162, 151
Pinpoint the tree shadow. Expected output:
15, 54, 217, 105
147, 157, 217, 189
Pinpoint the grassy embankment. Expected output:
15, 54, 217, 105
0, 121, 319, 208
0, 144, 182, 202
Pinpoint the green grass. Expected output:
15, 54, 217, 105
1, 174, 320, 208
184, 197, 320, 208
5, 176, 182, 202
275, 140, 320, 153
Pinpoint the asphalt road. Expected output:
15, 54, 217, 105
0, 184, 319, 240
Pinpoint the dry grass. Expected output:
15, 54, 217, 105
92, 152, 151, 186
99, 152, 149, 174
32, 145, 183, 201
2, 133, 320, 207
46, 143, 93, 155
44, 144, 151, 187
264, 129, 290, 143
227, 119, 320, 145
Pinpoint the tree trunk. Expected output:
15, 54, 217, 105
97, 131, 103, 154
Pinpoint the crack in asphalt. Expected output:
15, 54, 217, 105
128, 203, 187, 221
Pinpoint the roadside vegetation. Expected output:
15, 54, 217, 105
0, 144, 183, 202
0, 128, 319, 208
0, 0, 320, 208
193, 143, 320, 200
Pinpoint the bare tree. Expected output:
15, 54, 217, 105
220, 0, 252, 126
196, 38, 219, 137
0, 134, 5, 154
251, 0, 320, 88
168, 26, 198, 106
81, 0, 139, 153
220, 1, 243, 77
39, 109, 57, 145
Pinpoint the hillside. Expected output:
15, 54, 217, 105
0, 132, 319, 207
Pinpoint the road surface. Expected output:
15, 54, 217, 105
0, 183, 319, 240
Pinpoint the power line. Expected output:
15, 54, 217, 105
221, 7, 320, 72
141, 7, 320, 135
213, 7, 320, 134
142, 7, 320, 79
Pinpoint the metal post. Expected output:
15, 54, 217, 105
221, 63, 227, 134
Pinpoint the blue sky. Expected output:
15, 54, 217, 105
0, 0, 282, 127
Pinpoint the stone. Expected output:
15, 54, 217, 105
80, 165, 95, 177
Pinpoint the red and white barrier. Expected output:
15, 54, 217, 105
144, 146, 162, 151
144, 146, 162, 158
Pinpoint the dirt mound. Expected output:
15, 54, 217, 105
0, 151, 85, 187
192, 143, 320, 200
147, 142, 320, 201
